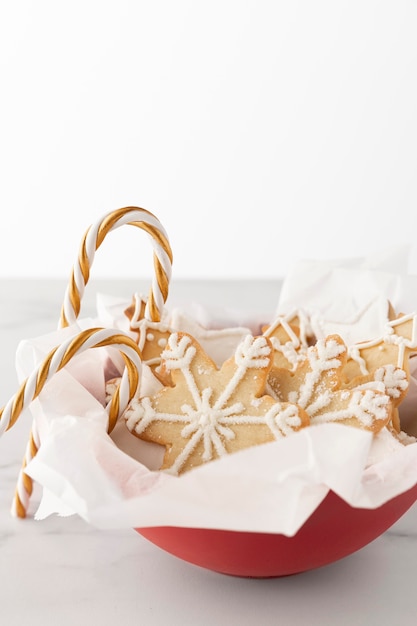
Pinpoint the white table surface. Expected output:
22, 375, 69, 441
1, 279, 417, 626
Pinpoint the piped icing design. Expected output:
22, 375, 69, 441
263, 311, 311, 372
345, 313, 417, 381
267, 335, 391, 432
125, 293, 172, 383
124, 332, 309, 475
347, 365, 409, 403
345, 364, 409, 434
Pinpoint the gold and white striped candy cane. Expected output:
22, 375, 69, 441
11, 206, 173, 517
60, 206, 173, 327
6, 327, 143, 518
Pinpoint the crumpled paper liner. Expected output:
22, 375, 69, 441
276, 244, 415, 344
17, 246, 417, 536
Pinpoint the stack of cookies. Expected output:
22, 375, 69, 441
109, 296, 417, 475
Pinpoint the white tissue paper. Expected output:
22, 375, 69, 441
17, 246, 417, 536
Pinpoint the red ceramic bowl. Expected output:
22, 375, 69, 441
136, 484, 417, 577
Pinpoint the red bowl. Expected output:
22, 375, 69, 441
136, 484, 417, 577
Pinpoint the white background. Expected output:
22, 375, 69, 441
1, 1, 417, 280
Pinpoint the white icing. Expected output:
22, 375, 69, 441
269, 337, 306, 371
348, 312, 417, 372
264, 315, 301, 347
347, 366, 408, 400
125, 293, 172, 371
374, 365, 408, 399
271, 336, 390, 429
263, 311, 310, 371
312, 389, 390, 427
162, 334, 196, 371
295, 337, 345, 411
348, 346, 368, 375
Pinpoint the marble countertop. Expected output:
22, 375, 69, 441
1, 279, 417, 626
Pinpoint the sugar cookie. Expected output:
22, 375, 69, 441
267, 334, 392, 432
124, 332, 310, 474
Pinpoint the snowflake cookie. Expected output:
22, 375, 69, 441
267, 334, 392, 433
123, 332, 310, 475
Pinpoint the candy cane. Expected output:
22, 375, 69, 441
11, 426, 40, 518
11, 206, 173, 517
6, 327, 143, 517
60, 206, 173, 327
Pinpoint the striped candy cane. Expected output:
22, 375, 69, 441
60, 206, 173, 327
7, 327, 143, 517
11, 206, 173, 517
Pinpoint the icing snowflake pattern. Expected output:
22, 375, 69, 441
268, 335, 391, 432
124, 333, 309, 474
352, 364, 409, 401
374, 365, 408, 400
